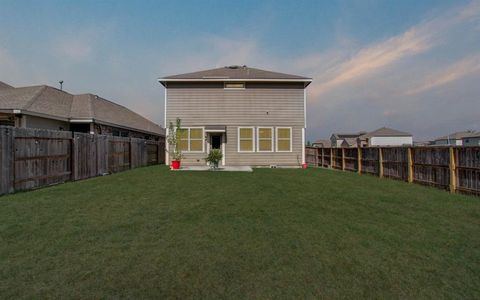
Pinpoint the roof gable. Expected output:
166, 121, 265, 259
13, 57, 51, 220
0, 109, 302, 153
360, 127, 412, 138
160, 66, 311, 84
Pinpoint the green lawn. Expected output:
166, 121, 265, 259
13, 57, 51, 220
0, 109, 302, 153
1, 166, 479, 299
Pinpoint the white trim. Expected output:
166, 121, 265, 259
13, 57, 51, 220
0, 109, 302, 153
13, 109, 21, 114
237, 126, 255, 153
159, 78, 312, 83
204, 129, 226, 133
222, 134, 226, 165
180, 127, 205, 153
256, 127, 274, 152
276, 127, 293, 152
164, 86, 167, 129
166, 127, 169, 166
70, 119, 94, 123
302, 128, 305, 164
303, 89, 306, 128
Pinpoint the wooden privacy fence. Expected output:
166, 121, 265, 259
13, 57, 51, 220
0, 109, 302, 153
0, 126, 165, 195
306, 146, 480, 196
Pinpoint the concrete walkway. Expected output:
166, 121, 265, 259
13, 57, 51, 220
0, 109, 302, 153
173, 166, 253, 172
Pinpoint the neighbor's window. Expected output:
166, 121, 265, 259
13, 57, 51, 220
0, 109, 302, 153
276, 127, 292, 152
238, 127, 254, 152
224, 82, 245, 89
177, 128, 204, 152
257, 127, 273, 152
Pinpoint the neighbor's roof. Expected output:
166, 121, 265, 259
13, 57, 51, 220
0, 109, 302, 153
360, 127, 412, 139
0, 83, 164, 136
159, 65, 312, 84
435, 131, 476, 141
0, 81, 13, 90
331, 132, 367, 139
312, 139, 331, 147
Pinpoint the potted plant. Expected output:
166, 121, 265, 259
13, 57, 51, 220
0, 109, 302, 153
205, 149, 223, 170
167, 118, 185, 170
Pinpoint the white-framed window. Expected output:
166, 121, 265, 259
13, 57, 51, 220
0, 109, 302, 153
238, 127, 255, 152
177, 127, 204, 152
276, 127, 292, 152
224, 82, 245, 89
257, 127, 274, 152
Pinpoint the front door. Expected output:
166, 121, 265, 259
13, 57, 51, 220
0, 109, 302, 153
211, 135, 221, 150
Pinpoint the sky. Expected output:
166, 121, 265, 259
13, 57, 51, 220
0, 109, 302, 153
0, 0, 479, 141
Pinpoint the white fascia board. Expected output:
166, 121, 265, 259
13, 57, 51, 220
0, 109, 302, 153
158, 78, 312, 83
69, 119, 94, 123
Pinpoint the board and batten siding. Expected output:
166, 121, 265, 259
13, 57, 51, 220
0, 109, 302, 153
165, 83, 306, 166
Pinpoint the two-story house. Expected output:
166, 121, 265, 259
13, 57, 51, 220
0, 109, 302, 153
159, 65, 312, 167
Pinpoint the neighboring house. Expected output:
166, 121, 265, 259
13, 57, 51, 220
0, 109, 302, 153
432, 131, 476, 146
357, 127, 413, 147
312, 139, 331, 148
0, 81, 165, 140
330, 132, 366, 147
461, 132, 480, 146
159, 65, 312, 167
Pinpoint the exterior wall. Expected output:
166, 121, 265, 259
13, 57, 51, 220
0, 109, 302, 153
165, 82, 306, 166
93, 123, 162, 141
24, 115, 70, 131
369, 136, 413, 146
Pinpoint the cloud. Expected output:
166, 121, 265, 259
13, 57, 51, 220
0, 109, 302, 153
406, 54, 480, 95
52, 25, 114, 63
299, 1, 480, 98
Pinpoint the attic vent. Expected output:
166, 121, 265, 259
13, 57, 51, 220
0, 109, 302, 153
226, 65, 247, 69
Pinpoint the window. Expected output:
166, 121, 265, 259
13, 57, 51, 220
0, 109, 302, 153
224, 82, 245, 89
177, 128, 204, 152
276, 127, 292, 152
257, 127, 273, 152
238, 127, 254, 152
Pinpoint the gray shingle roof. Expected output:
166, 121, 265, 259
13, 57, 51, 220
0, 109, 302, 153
0, 83, 164, 136
360, 127, 412, 138
161, 65, 312, 81
0, 81, 13, 90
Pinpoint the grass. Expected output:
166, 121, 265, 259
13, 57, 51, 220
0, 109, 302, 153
0, 166, 479, 299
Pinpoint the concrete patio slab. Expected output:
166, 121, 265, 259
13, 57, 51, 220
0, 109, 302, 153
173, 166, 253, 172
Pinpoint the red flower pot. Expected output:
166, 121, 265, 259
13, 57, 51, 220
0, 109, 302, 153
171, 160, 181, 170
302, 163, 308, 169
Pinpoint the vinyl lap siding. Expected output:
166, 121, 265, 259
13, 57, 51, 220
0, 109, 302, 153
166, 84, 305, 166
166, 88, 304, 127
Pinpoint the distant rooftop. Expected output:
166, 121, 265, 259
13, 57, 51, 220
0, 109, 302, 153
0, 81, 13, 90
159, 65, 312, 85
360, 127, 412, 139
435, 131, 477, 141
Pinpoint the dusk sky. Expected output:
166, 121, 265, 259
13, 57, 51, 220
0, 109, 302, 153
1, 0, 479, 141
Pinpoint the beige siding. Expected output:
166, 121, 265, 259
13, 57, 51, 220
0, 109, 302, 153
25, 115, 70, 131
166, 83, 306, 166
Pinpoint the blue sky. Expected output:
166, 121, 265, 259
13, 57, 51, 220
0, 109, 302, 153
1, 0, 479, 141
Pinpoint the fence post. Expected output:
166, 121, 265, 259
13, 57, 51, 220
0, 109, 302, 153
321, 148, 324, 167
71, 132, 76, 181
341, 148, 345, 171
407, 147, 414, 183
449, 147, 457, 193
129, 138, 133, 169
330, 148, 334, 169
378, 147, 384, 178
357, 147, 362, 174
